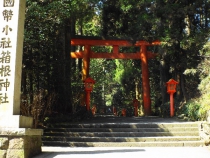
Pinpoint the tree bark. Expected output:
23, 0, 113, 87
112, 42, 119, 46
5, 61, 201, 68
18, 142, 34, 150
159, 48, 169, 105
63, 18, 72, 113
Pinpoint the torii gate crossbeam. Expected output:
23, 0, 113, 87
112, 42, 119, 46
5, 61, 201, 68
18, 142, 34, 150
70, 38, 161, 116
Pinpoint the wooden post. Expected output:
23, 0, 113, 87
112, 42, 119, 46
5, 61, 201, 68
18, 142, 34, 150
140, 45, 151, 115
166, 79, 178, 117
170, 93, 174, 117
82, 45, 90, 80
84, 77, 95, 111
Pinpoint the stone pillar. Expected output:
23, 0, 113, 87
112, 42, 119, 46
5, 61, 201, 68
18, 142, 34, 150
0, 1, 42, 157
0, 129, 43, 158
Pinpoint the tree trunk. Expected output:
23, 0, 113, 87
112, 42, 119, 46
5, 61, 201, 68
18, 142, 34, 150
181, 73, 187, 101
78, 22, 83, 75
29, 48, 33, 104
63, 18, 72, 113
159, 49, 169, 105
21, 69, 26, 95
175, 71, 182, 101
29, 72, 33, 104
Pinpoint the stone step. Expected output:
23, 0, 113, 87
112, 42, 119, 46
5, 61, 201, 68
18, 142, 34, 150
42, 140, 205, 147
42, 136, 201, 142
42, 118, 204, 147
94, 114, 116, 117
44, 127, 199, 133
43, 131, 199, 137
51, 123, 199, 128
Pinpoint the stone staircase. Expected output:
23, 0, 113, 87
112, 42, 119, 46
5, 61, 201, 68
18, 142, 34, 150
42, 117, 205, 147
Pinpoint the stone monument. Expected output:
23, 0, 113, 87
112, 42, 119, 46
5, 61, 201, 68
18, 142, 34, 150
0, 0, 42, 157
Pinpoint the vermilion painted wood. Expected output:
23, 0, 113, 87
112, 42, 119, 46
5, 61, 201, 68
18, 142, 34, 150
82, 45, 91, 80
140, 45, 151, 115
71, 39, 133, 46
71, 51, 158, 59
70, 38, 161, 115
71, 38, 161, 46
84, 77, 95, 111
166, 79, 178, 117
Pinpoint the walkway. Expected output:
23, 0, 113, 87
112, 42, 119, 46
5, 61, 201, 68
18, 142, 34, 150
33, 116, 210, 158
34, 146, 210, 158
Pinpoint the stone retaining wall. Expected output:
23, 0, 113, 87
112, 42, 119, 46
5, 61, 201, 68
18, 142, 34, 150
0, 129, 42, 158
207, 110, 210, 124
201, 122, 210, 146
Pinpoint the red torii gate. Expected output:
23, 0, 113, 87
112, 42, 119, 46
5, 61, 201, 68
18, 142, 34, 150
70, 38, 161, 116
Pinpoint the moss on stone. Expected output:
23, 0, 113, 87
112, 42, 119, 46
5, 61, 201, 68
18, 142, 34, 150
0, 138, 8, 150
0, 150, 6, 158
6, 149, 25, 158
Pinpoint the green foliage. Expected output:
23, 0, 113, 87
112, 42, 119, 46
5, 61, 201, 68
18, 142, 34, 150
102, 0, 159, 40
101, 0, 210, 108
179, 42, 210, 121
159, 101, 177, 117
43, 106, 93, 127
22, 0, 210, 120
23, 0, 101, 115
112, 88, 125, 107
198, 75, 210, 94
199, 94, 210, 120
160, 102, 170, 117
185, 101, 201, 121
197, 73, 210, 120
114, 60, 125, 83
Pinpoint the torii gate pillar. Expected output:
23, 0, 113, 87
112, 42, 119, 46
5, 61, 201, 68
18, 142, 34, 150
81, 45, 152, 115
71, 38, 161, 116
141, 45, 151, 115
82, 45, 91, 80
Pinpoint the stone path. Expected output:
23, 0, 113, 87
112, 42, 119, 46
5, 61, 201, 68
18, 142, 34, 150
33, 116, 210, 157
33, 146, 210, 158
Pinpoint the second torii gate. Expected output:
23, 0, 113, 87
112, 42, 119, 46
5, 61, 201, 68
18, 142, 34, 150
70, 37, 161, 116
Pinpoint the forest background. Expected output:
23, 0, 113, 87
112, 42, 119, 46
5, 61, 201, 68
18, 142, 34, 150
21, 0, 210, 127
